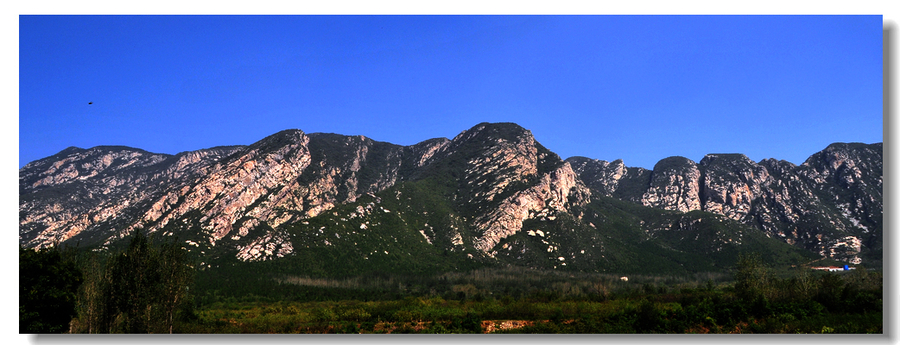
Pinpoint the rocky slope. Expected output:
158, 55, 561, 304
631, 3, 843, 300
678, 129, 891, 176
567, 143, 882, 265
20, 122, 881, 272
20, 123, 590, 262
19, 145, 244, 247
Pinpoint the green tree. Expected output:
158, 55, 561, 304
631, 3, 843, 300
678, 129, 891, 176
72, 253, 105, 333
19, 246, 83, 333
733, 253, 771, 301
73, 230, 193, 333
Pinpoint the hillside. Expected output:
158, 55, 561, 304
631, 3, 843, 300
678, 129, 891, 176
19, 122, 881, 278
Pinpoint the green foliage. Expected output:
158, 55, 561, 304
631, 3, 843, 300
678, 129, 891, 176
178, 270, 881, 334
494, 196, 814, 275
19, 246, 83, 333
71, 230, 194, 333
184, 249, 881, 334
734, 253, 771, 301
449, 312, 483, 333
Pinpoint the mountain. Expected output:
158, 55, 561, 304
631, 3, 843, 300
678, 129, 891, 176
19, 122, 881, 276
567, 142, 883, 266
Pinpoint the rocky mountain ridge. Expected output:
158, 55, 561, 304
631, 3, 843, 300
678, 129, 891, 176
20, 122, 882, 272
567, 142, 882, 265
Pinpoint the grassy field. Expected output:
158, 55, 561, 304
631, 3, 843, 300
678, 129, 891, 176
174, 262, 883, 334
174, 290, 882, 334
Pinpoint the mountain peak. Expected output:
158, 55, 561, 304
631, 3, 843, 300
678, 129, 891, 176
699, 153, 752, 165
652, 156, 697, 172
19, 124, 882, 269
452, 122, 532, 143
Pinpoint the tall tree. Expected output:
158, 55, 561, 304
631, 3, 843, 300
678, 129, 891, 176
19, 247, 83, 333
73, 230, 193, 333
733, 252, 771, 301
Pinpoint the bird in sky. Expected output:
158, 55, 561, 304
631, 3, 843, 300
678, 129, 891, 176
88, 102, 93, 105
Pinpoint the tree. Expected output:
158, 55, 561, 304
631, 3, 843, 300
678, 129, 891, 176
19, 246, 83, 333
73, 230, 193, 333
733, 253, 771, 301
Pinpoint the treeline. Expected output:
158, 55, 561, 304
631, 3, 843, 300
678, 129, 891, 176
19, 231, 194, 334
182, 254, 882, 334
20, 238, 882, 334
503, 253, 883, 333
19, 246, 82, 333
176, 265, 882, 334
192, 261, 730, 305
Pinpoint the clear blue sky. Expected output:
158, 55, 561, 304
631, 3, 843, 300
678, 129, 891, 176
19, 15, 883, 169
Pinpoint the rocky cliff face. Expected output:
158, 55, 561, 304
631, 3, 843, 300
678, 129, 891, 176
20, 123, 881, 267
795, 143, 883, 263
20, 123, 591, 264
427, 123, 591, 254
19, 145, 243, 247
567, 143, 883, 264
641, 157, 703, 213
566, 158, 650, 203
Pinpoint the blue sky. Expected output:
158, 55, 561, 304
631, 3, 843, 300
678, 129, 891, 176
19, 15, 883, 169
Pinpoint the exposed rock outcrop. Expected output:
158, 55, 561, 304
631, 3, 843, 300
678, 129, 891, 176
570, 143, 882, 264
641, 157, 702, 213
473, 162, 590, 253
19, 123, 881, 266
19, 145, 243, 248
